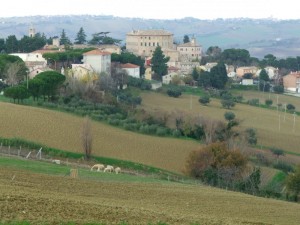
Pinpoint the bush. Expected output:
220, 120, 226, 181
156, 127, 169, 136
265, 99, 273, 107
273, 161, 294, 173
199, 95, 210, 105
172, 129, 182, 137
247, 98, 260, 106
167, 87, 182, 98
273, 85, 284, 94
224, 111, 235, 121
245, 128, 257, 145
286, 103, 295, 112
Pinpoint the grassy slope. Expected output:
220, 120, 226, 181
1, 157, 300, 225
140, 92, 300, 154
0, 102, 199, 173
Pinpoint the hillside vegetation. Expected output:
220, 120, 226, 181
1, 159, 300, 225
0, 102, 199, 173
140, 91, 300, 154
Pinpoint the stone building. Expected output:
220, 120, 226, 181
176, 37, 202, 62
126, 29, 174, 57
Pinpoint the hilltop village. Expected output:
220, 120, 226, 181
1, 25, 299, 95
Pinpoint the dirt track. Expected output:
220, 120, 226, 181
1, 167, 300, 225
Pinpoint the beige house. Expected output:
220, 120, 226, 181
126, 29, 174, 57
283, 72, 300, 93
29, 67, 53, 79
70, 64, 97, 82
82, 49, 111, 74
176, 38, 202, 62
121, 63, 140, 78
236, 66, 258, 78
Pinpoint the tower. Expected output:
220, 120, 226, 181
29, 24, 36, 37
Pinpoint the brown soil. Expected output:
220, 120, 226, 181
1, 167, 300, 225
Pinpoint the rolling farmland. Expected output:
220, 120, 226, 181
1, 164, 300, 225
0, 102, 199, 173
140, 92, 300, 154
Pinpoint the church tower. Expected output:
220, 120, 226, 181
29, 24, 36, 37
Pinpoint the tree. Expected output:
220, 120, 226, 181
270, 147, 285, 161
221, 48, 251, 67
110, 62, 128, 90
224, 111, 235, 121
286, 165, 300, 202
151, 46, 169, 81
199, 95, 210, 105
183, 35, 190, 43
286, 103, 296, 112
18, 33, 46, 52
60, 29, 72, 46
5, 61, 27, 86
265, 99, 273, 107
273, 85, 284, 94
4, 85, 29, 103
35, 71, 66, 101
89, 32, 120, 45
191, 67, 199, 81
74, 27, 87, 44
259, 69, 269, 81
0, 55, 27, 80
185, 142, 248, 187
5, 35, 18, 53
210, 63, 228, 89
111, 52, 145, 76
167, 87, 182, 98
198, 71, 211, 88
243, 73, 253, 79
81, 116, 93, 160
28, 78, 44, 101
245, 128, 257, 145
221, 93, 235, 109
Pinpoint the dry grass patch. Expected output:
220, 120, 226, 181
140, 92, 300, 154
0, 102, 199, 173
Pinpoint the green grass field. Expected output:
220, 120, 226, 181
1, 156, 300, 225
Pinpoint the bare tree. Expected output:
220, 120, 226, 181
5, 62, 24, 86
81, 116, 93, 160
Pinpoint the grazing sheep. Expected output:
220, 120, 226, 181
115, 167, 121, 174
90, 164, 105, 172
104, 165, 114, 173
52, 159, 61, 165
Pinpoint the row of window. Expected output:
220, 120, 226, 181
179, 48, 201, 51
141, 42, 159, 47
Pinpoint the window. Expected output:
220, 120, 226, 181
149, 42, 151, 46
149, 37, 151, 40
141, 42, 143, 46
145, 43, 147, 46
153, 42, 155, 46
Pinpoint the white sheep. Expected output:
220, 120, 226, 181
90, 164, 105, 172
115, 167, 121, 174
104, 165, 114, 173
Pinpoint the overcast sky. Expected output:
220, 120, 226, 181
1, 0, 299, 20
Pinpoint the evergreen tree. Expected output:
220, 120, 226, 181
259, 69, 269, 81
183, 35, 190, 43
151, 46, 169, 81
75, 27, 87, 44
60, 29, 72, 46
210, 63, 228, 89
5, 35, 18, 53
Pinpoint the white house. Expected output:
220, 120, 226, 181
10, 52, 47, 69
162, 72, 182, 84
82, 49, 111, 74
120, 63, 140, 78
256, 66, 279, 79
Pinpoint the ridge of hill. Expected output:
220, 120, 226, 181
1, 15, 300, 58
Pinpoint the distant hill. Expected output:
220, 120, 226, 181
1, 15, 300, 58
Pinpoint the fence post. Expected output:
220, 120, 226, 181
36, 147, 42, 160
26, 151, 31, 159
18, 146, 21, 157
8, 145, 10, 155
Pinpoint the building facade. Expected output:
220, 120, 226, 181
82, 49, 111, 74
283, 72, 300, 93
126, 29, 174, 57
176, 38, 202, 62
120, 63, 140, 78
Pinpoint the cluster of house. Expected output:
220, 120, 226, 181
8, 26, 300, 94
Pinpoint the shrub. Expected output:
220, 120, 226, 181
221, 93, 235, 109
172, 129, 182, 137
167, 87, 182, 98
198, 95, 210, 105
286, 103, 295, 112
273, 161, 294, 173
245, 128, 257, 145
156, 127, 169, 136
265, 99, 273, 107
247, 98, 259, 106
224, 111, 235, 121
273, 85, 284, 94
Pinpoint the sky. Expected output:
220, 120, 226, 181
1, 0, 300, 20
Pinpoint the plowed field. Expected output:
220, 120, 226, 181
1, 166, 300, 225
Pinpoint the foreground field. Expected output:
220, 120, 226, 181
0, 102, 199, 173
140, 92, 300, 154
1, 160, 300, 225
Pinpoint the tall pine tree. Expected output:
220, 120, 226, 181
75, 27, 87, 44
151, 46, 169, 81
60, 29, 72, 46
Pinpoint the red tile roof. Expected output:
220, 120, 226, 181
121, 63, 139, 69
83, 49, 111, 56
